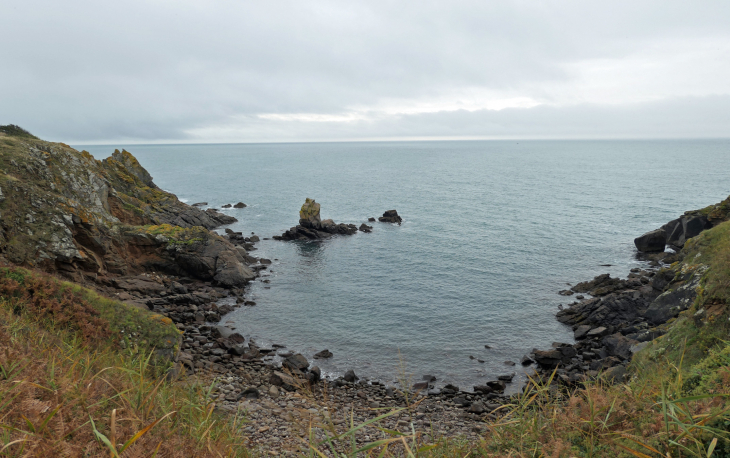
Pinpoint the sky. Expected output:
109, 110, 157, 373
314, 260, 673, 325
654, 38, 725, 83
1, 1, 729, 144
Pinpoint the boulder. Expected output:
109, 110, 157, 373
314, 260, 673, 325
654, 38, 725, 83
213, 251, 256, 287
601, 365, 627, 383
283, 353, 309, 372
368, 217, 376, 222
532, 349, 562, 368
358, 223, 373, 233
344, 369, 358, 383
634, 229, 666, 253
602, 333, 639, 360
299, 198, 321, 227
313, 349, 333, 359
233, 202, 247, 208
270, 371, 297, 391
378, 209, 402, 224
222, 204, 232, 208
308, 366, 322, 383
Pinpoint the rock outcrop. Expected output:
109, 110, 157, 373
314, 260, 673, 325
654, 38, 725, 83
634, 229, 666, 252
378, 209, 402, 224
0, 132, 252, 288
274, 198, 360, 241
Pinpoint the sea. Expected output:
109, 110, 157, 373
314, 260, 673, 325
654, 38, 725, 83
80, 139, 730, 392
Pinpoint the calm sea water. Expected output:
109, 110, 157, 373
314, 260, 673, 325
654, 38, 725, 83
81, 140, 730, 391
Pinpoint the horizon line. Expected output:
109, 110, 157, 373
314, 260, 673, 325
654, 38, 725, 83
69, 135, 730, 147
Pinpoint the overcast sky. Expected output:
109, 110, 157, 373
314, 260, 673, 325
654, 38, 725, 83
1, 1, 729, 143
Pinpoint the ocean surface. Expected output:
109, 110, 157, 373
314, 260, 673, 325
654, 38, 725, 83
81, 140, 730, 391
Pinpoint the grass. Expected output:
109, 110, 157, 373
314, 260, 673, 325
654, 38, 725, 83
0, 266, 181, 366
0, 305, 250, 457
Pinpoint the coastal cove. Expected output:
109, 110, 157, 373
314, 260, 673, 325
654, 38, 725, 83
81, 139, 730, 391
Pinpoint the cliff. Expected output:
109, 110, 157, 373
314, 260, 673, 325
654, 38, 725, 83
0, 129, 254, 287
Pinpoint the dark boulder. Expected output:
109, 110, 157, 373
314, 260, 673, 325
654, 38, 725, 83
283, 353, 309, 372
533, 349, 562, 368
313, 349, 333, 359
233, 202, 247, 208
344, 369, 358, 383
308, 366, 322, 383
634, 229, 666, 253
602, 333, 639, 360
358, 223, 373, 233
378, 210, 402, 224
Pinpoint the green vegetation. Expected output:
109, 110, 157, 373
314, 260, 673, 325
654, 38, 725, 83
0, 302, 249, 457
0, 124, 38, 139
139, 224, 209, 246
0, 267, 180, 367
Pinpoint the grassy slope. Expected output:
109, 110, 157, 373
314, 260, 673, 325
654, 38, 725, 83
0, 266, 249, 458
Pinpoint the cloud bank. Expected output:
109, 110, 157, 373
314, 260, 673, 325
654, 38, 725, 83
1, 1, 729, 143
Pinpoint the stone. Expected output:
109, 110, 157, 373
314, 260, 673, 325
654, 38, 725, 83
602, 365, 627, 383
368, 217, 376, 222
283, 354, 309, 372
344, 370, 358, 383
602, 333, 639, 360
467, 402, 485, 414
270, 371, 297, 391
532, 349, 562, 367
240, 387, 259, 399
378, 209, 402, 224
233, 202, 247, 208
313, 349, 333, 359
520, 355, 534, 366
497, 373, 515, 382
222, 204, 232, 208
574, 325, 592, 340
308, 366, 321, 383
192, 202, 208, 207
412, 382, 429, 391
586, 327, 609, 338
268, 385, 279, 397
358, 223, 373, 233
634, 229, 666, 253
299, 198, 321, 227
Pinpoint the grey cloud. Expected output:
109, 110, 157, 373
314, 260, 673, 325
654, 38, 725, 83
0, 0, 729, 142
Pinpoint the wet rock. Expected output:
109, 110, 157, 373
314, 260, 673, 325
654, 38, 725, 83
634, 229, 666, 253
532, 349, 562, 368
378, 209, 402, 224
222, 204, 232, 208
233, 202, 247, 208
368, 217, 376, 222
283, 354, 309, 372
313, 349, 333, 359
358, 223, 373, 233
344, 370, 358, 383
308, 366, 321, 383
412, 382, 429, 391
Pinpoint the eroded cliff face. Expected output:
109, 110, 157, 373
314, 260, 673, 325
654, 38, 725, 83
0, 134, 253, 287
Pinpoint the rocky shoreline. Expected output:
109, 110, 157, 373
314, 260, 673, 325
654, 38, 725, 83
4, 134, 730, 453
